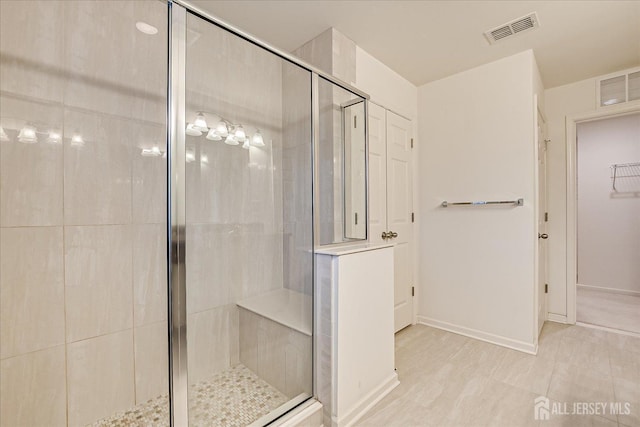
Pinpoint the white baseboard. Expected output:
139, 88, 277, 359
417, 316, 537, 355
333, 372, 399, 427
547, 313, 569, 324
575, 322, 640, 339
577, 283, 640, 297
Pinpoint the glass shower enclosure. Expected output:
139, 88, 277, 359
173, 7, 316, 426
0, 1, 367, 426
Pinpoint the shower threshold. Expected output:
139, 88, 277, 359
91, 364, 288, 427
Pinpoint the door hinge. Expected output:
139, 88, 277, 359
354, 116, 357, 128
411, 138, 414, 148
544, 212, 548, 222
411, 286, 415, 297
411, 212, 415, 223
545, 284, 548, 294
355, 212, 358, 225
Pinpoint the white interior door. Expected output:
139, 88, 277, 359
537, 111, 548, 334
386, 111, 413, 332
367, 103, 387, 245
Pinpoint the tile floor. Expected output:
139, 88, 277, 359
357, 322, 640, 427
577, 287, 640, 335
92, 364, 287, 427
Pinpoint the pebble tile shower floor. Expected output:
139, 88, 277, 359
91, 364, 288, 427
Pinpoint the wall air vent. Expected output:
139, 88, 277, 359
484, 12, 540, 45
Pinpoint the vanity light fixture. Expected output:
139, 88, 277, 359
70, 133, 84, 147
17, 125, 38, 143
224, 134, 238, 146
46, 130, 62, 144
251, 129, 265, 147
215, 120, 228, 137
206, 128, 222, 141
0, 126, 9, 142
193, 111, 208, 131
234, 124, 246, 142
186, 123, 202, 136
186, 112, 266, 149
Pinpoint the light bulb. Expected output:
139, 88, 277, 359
206, 128, 222, 141
0, 126, 9, 142
215, 121, 228, 137
194, 112, 208, 131
234, 125, 246, 142
185, 123, 202, 136
242, 139, 250, 149
18, 125, 38, 143
46, 131, 62, 144
224, 134, 238, 146
70, 133, 84, 147
251, 129, 265, 147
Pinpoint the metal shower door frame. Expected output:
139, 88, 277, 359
167, 2, 369, 425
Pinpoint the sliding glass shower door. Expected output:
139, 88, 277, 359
175, 9, 314, 426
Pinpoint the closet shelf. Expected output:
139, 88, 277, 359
611, 162, 640, 191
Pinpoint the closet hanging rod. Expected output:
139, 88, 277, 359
441, 198, 524, 208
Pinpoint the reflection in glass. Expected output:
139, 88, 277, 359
343, 100, 367, 240
184, 11, 313, 426
317, 77, 367, 245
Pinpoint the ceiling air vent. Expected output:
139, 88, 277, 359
484, 12, 540, 45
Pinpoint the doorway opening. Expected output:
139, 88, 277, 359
575, 113, 640, 334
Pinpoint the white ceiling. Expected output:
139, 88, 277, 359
189, 0, 640, 89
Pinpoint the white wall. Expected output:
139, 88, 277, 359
577, 113, 640, 293
417, 50, 539, 352
355, 46, 417, 122
544, 69, 640, 318
354, 47, 421, 324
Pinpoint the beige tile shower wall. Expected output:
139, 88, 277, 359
239, 309, 312, 398
183, 14, 285, 385
0, 1, 168, 426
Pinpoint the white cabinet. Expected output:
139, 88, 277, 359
315, 243, 398, 427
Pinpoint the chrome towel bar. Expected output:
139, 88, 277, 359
441, 198, 524, 208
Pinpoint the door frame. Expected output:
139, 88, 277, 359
565, 103, 640, 324
534, 100, 548, 341
367, 100, 417, 328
